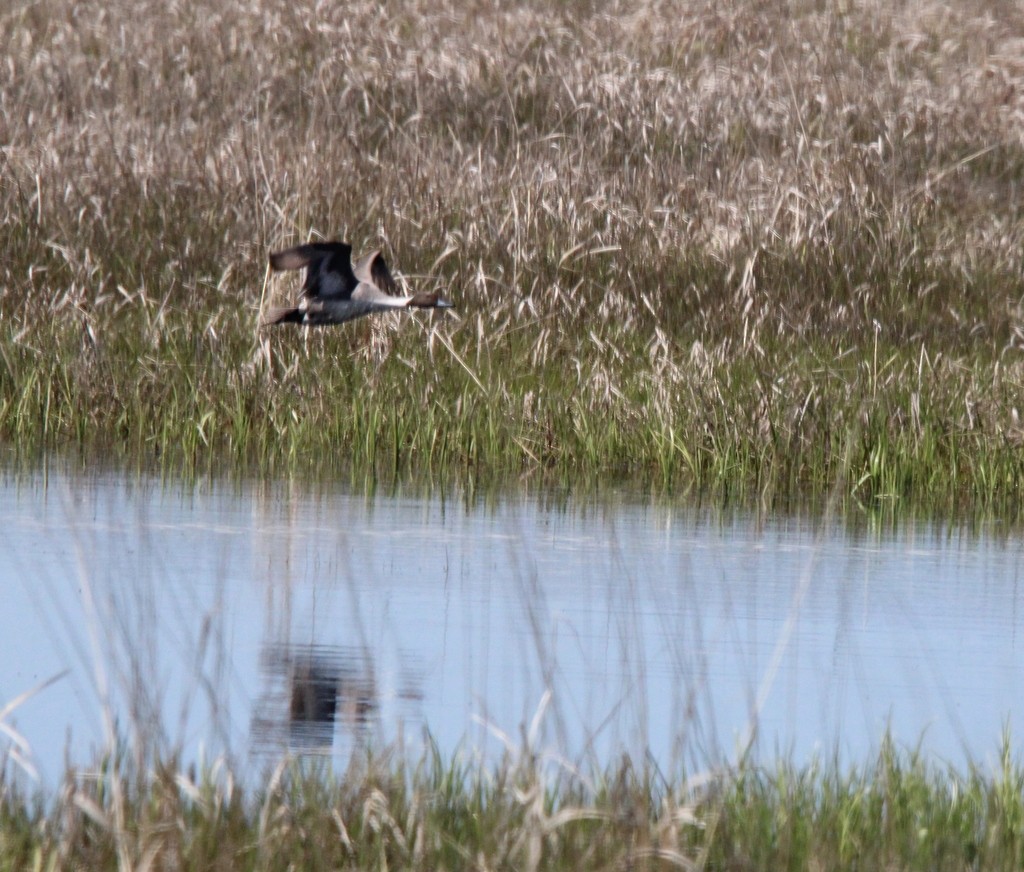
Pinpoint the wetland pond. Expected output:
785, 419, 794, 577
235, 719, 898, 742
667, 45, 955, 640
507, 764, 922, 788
2, 463, 1023, 787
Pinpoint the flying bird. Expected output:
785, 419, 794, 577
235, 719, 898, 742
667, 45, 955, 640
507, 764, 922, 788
264, 241, 453, 326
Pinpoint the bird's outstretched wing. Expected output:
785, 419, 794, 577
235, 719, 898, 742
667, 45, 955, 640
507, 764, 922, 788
269, 242, 359, 300
354, 250, 398, 295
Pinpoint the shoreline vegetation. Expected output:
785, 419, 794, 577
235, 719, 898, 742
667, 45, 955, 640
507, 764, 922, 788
4, 734, 1024, 870
3, 0, 1024, 512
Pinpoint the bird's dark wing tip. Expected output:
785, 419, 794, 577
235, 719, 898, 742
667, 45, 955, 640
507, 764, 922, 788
270, 241, 354, 272
269, 248, 312, 271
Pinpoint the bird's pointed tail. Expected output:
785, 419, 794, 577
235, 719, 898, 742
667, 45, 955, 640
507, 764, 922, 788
263, 307, 304, 325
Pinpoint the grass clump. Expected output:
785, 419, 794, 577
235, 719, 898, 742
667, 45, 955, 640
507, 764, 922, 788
3, 0, 1024, 510
6, 735, 1024, 870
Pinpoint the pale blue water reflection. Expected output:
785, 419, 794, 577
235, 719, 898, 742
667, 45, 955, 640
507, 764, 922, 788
2, 465, 1023, 787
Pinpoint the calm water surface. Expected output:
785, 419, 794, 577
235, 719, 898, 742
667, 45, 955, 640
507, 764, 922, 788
2, 465, 1023, 786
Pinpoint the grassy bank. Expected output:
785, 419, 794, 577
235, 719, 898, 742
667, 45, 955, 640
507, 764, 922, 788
3, 736, 1024, 870
3, 0, 1024, 509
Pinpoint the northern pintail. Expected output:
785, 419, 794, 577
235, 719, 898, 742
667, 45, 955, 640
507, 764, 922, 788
264, 241, 453, 326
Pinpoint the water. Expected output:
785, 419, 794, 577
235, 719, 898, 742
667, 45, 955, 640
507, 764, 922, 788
2, 464, 1023, 788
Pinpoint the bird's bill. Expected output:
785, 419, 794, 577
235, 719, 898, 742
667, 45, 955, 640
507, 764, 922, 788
406, 292, 454, 310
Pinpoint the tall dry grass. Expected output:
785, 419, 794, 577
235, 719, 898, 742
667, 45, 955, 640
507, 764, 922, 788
3, 0, 1024, 507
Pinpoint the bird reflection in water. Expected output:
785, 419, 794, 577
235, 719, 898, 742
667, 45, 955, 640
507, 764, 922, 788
252, 643, 379, 754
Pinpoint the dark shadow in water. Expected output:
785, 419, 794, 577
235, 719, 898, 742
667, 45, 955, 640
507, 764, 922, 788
252, 643, 380, 754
